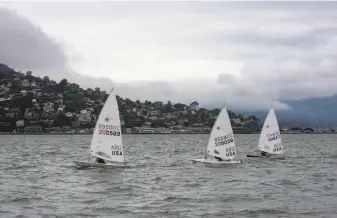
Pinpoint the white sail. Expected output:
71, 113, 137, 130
90, 89, 124, 163
258, 108, 283, 155
206, 107, 236, 160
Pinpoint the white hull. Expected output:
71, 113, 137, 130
73, 161, 130, 168
191, 158, 242, 164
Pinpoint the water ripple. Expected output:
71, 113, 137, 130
1, 134, 337, 217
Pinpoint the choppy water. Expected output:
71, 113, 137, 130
0, 134, 337, 218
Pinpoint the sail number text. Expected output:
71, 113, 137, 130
111, 145, 123, 156
273, 143, 282, 152
214, 134, 234, 146
98, 124, 121, 136
226, 147, 236, 157
267, 131, 280, 142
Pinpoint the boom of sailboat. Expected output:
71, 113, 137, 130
73, 88, 284, 169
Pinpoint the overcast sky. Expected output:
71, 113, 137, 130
1, 1, 337, 110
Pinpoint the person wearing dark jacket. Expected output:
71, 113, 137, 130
96, 157, 106, 164
214, 156, 223, 161
261, 151, 268, 156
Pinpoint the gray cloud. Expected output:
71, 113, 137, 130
217, 74, 235, 85
0, 8, 70, 81
2, 2, 337, 111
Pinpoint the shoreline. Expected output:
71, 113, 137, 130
0, 132, 336, 136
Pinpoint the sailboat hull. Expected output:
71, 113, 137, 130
191, 158, 242, 164
246, 155, 263, 157
246, 155, 285, 160
73, 161, 130, 168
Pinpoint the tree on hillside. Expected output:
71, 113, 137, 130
64, 105, 78, 113
154, 101, 163, 108
199, 111, 209, 121
94, 87, 100, 93
151, 119, 167, 128
228, 110, 236, 118
189, 101, 199, 110
10, 80, 22, 90
210, 109, 220, 117
43, 76, 49, 81
206, 118, 216, 128
125, 98, 133, 106
26, 71, 33, 76
162, 101, 173, 113
303, 127, 314, 132
173, 103, 186, 111
25, 71, 35, 82
198, 108, 207, 113
183, 122, 189, 127
59, 79, 68, 87
290, 127, 303, 131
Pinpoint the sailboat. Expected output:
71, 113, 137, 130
191, 106, 242, 164
73, 88, 130, 168
246, 108, 284, 158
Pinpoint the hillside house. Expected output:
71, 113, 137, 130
177, 118, 189, 125
24, 125, 43, 133
31, 81, 37, 87
32, 89, 43, 96
62, 126, 71, 132
57, 104, 66, 111
193, 122, 204, 127
232, 118, 241, 124
32, 102, 41, 110
24, 110, 40, 120
163, 112, 178, 119
65, 112, 73, 118
5, 112, 15, 118
43, 102, 54, 112
202, 126, 211, 132
52, 127, 61, 132
149, 109, 160, 116
21, 79, 30, 87
15, 120, 24, 127
144, 121, 152, 127
77, 110, 91, 123
20, 90, 28, 96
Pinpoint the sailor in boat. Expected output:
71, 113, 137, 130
96, 157, 106, 164
260, 151, 269, 156
213, 150, 226, 162
214, 156, 223, 161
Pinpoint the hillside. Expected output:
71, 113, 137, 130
0, 63, 260, 133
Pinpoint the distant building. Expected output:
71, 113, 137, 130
43, 102, 54, 113
16, 120, 25, 127
24, 125, 43, 133
126, 128, 132, 134
77, 110, 91, 123
133, 126, 154, 134
52, 127, 61, 132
